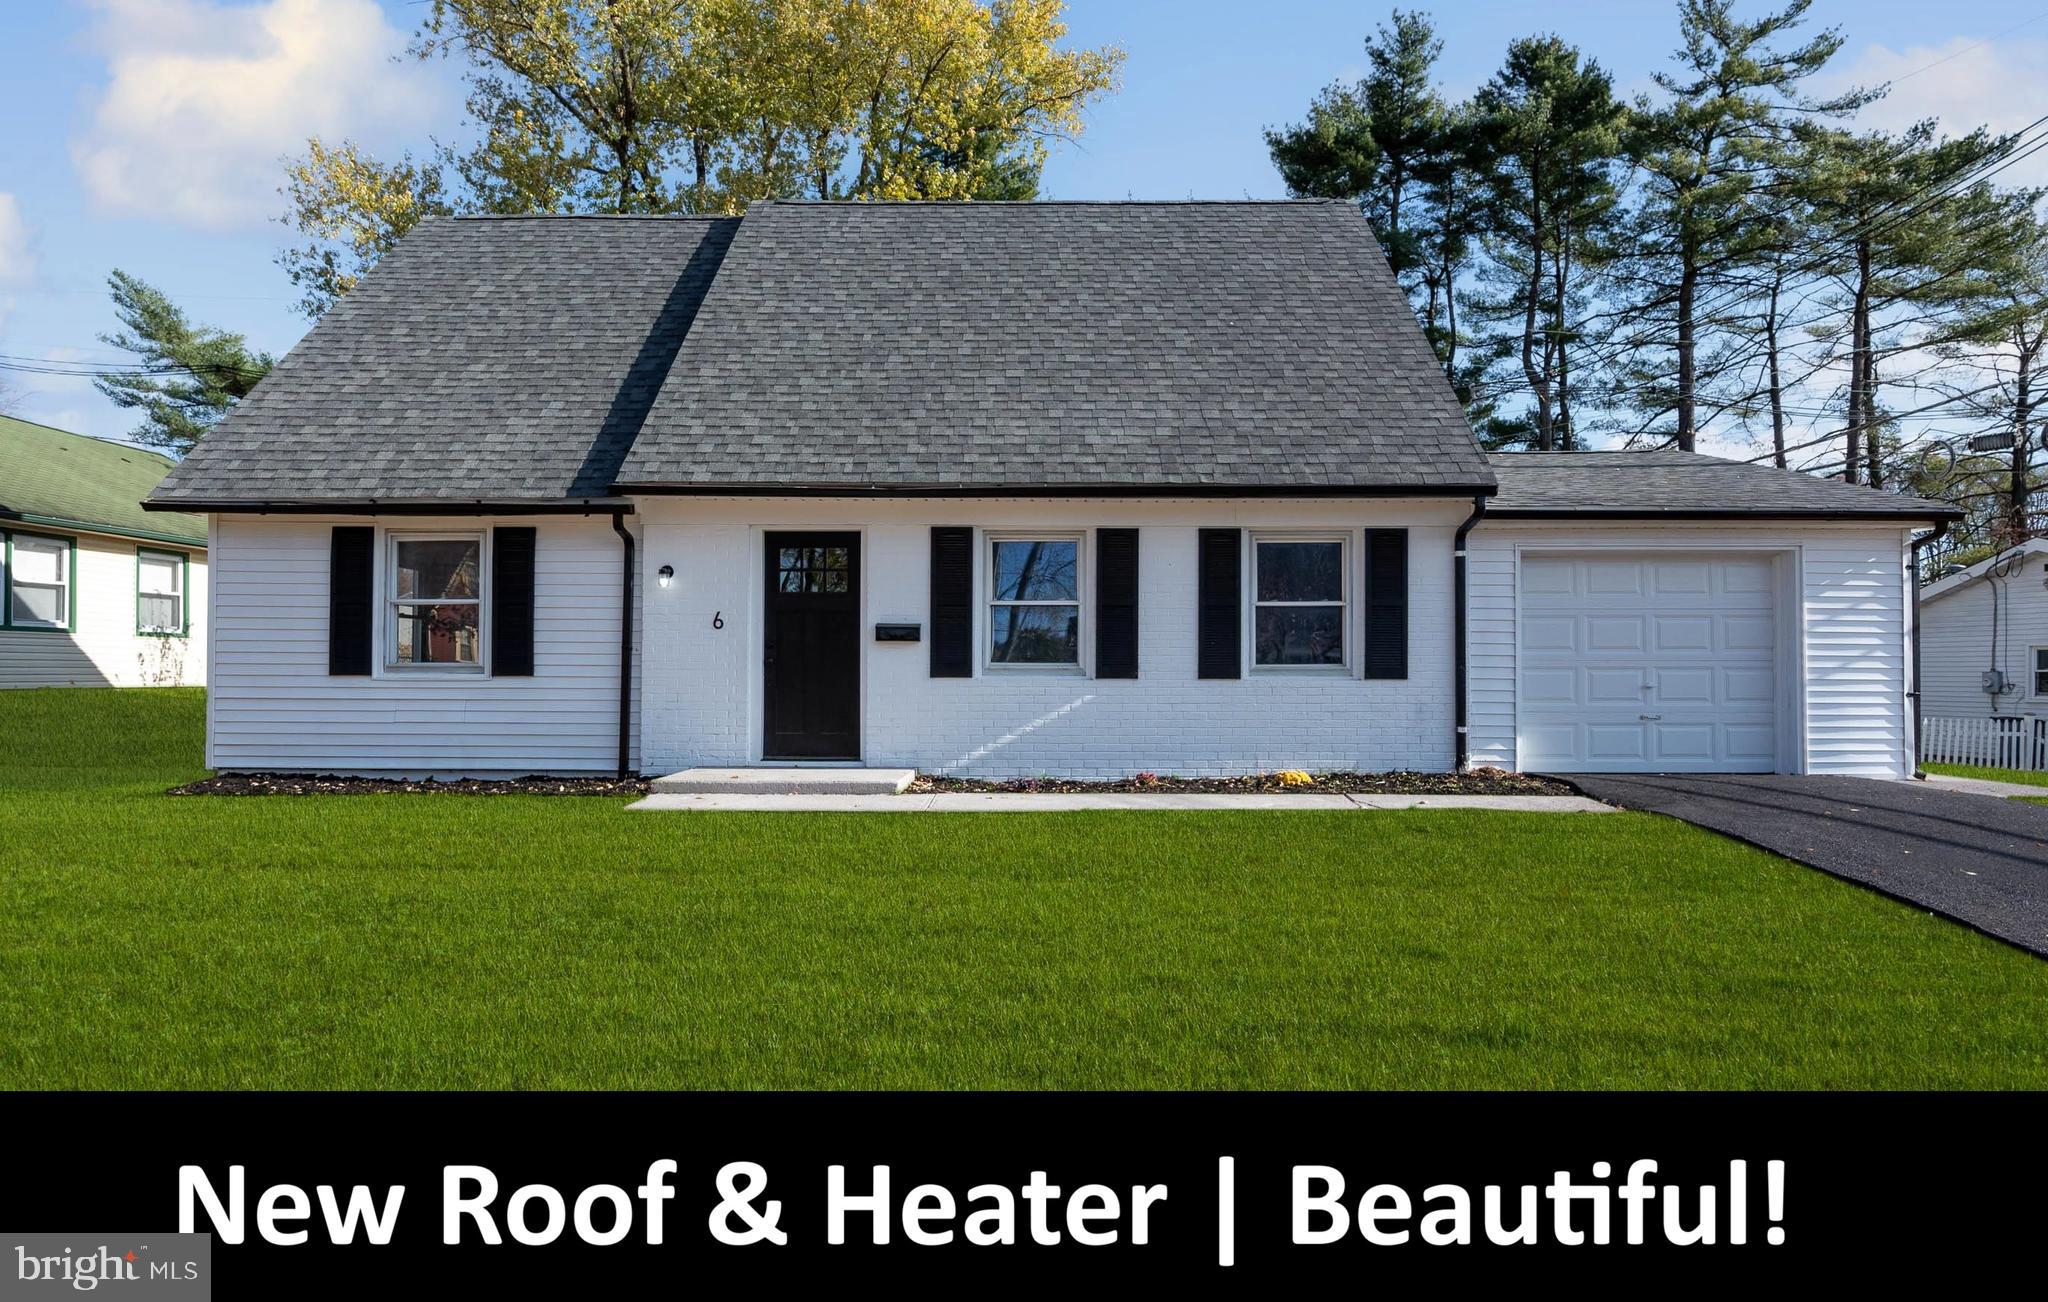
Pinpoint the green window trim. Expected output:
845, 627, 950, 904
136, 546, 191, 638
1, 528, 79, 634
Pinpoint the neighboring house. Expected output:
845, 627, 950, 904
2, 414, 206, 689
1918, 539, 2048, 719
144, 202, 1954, 778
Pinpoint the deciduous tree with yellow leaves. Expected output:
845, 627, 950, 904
280, 0, 1122, 315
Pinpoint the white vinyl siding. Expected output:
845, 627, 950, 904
1917, 554, 2048, 720
0, 530, 207, 688
1468, 521, 1916, 778
206, 515, 635, 776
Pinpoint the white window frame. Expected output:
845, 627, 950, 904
2032, 646, 2048, 697
136, 547, 188, 637
985, 531, 1086, 672
5, 530, 74, 632
384, 530, 489, 674
1249, 530, 1352, 674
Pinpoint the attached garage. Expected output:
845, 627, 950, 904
1515, 550, 1788, 773
1468, 451, 1961, 780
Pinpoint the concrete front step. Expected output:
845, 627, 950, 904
648, 766, 916, 795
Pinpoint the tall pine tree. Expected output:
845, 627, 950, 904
1466, 36, 1628, 450
1615, 0, 1871, 451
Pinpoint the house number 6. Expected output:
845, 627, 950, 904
712, 612, 724, 629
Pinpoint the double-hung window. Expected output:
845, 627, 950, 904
6, 532, 73, 630
2033, 647, 2048, 697
1253, 534, 1347, 667
988, 535, 1082, 667
137, 548, 187, 635
389, 533, 484, 669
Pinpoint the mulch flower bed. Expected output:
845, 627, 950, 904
909, 768, 1572, 795
172, 769, 1569, 798
169, 774, 650, 797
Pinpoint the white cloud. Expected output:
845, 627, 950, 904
1818, 35, 2048, 187
70, 0, 447, 229
0, 192, 34, 286
0, 192, 34, 335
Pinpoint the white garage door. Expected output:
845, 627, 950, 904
1518, 552, 1780, 773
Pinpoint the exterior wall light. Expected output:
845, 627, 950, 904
657, 564, 675, 589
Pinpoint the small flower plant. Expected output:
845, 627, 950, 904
1273, 769, 1315, 788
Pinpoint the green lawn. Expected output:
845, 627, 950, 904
1923, 761, 2048, 788
4, 687, 2046, 1090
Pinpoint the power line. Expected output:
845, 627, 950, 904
1884, 12, 2048, 85
0, 353, 272, 380
1467, 113, 2048, 449
1732, 381, 2010, 464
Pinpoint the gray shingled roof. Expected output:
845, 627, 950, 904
1487, 450, 1959, 518
615, 200, 1495, 492
148, 215, 737, 506
147, 204, 1960, 520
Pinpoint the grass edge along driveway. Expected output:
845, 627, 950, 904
4, 687, 2046, 1091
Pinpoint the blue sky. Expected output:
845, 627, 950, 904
2, 0, 2044, 444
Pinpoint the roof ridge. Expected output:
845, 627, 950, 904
753, 198, 1348, 207
448, 212, 737, 222
443, 201, 1349, 222
1489, 450, 1732, 460
0, 412, 173, 463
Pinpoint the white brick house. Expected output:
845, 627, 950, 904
149, 203, 1953, 779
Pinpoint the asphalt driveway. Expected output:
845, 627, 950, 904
1558, 773, 2048, 956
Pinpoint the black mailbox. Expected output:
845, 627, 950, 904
875, 623, 922, 643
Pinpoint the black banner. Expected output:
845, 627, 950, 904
4, 1092, 2039, 1291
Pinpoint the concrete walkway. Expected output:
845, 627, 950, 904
626, 791, 1615, 813
1921, 773, 2048, 800
1559, 773, 2048, 956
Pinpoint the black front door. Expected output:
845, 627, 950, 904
763, 532, 861, 759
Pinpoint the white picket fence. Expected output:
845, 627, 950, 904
1922, 715, 2048, 771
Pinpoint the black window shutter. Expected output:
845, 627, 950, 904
1095, 528, 1140, 679
328, 526, 374, 676
1196, 527, 1241, 679
492, 526, 537, 677
1364, 528, 1409, 680
930, 526, 973, 678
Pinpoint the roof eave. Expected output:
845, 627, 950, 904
1485, 506, 1961, 522
1920, 537, 2048, 601
609, 480, 1499, 499
140, 497, 638, 516
3, 508, 206, 548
